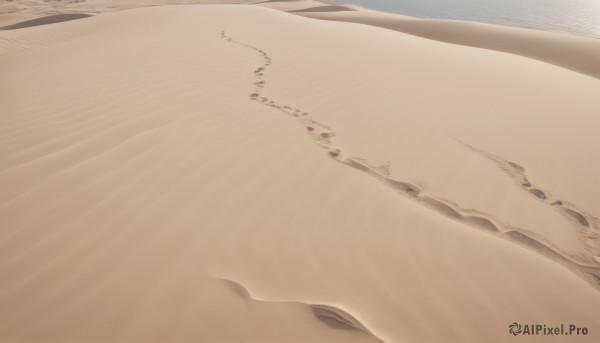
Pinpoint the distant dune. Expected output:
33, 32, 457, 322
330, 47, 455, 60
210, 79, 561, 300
1, 2, 599, 342
0, 14, 93, 30
263, 0, 600, 79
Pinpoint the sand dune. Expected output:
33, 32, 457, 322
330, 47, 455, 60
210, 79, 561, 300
0, 14, 93, 30
1, 3, 600, 343
269, 1, 600, 79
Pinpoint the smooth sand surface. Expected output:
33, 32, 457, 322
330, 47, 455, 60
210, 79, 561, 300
1, 2, 600, 343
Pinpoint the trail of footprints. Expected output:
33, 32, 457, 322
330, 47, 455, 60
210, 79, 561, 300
457, 141, 600, 257
220, 31, 600, 289
220, 31, 336, 147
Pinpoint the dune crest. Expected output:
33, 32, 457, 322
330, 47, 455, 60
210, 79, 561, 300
211, 275, 384, 341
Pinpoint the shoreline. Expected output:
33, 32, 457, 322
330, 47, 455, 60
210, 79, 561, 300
326, 0, 600, 40
338, 0, 600, 39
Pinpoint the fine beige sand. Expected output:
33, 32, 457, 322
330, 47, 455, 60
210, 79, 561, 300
1, 1, 600, 342
260, 1, 600, 79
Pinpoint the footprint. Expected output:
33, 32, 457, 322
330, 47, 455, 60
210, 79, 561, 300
328, 149, 340, 158
383, 178, 421, 197
529, 188, 547, 200
343, 157, 370, 172
562, 207, 590, 227
508, 161, 525, 172
312, 130, 334, 144
373, 161, 391, 176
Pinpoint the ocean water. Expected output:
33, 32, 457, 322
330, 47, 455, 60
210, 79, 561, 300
341, 0, 600, 38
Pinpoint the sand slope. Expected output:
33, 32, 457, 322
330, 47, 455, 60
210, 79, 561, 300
1, 4, 600, 343
259, 1, 600, 79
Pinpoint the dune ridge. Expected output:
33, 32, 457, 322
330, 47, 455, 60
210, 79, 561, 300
212, 275, 383, 341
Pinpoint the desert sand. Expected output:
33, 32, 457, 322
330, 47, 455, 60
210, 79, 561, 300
1, 1, 599, 342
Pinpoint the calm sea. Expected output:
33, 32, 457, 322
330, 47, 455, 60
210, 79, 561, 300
340, 0, 600, 38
